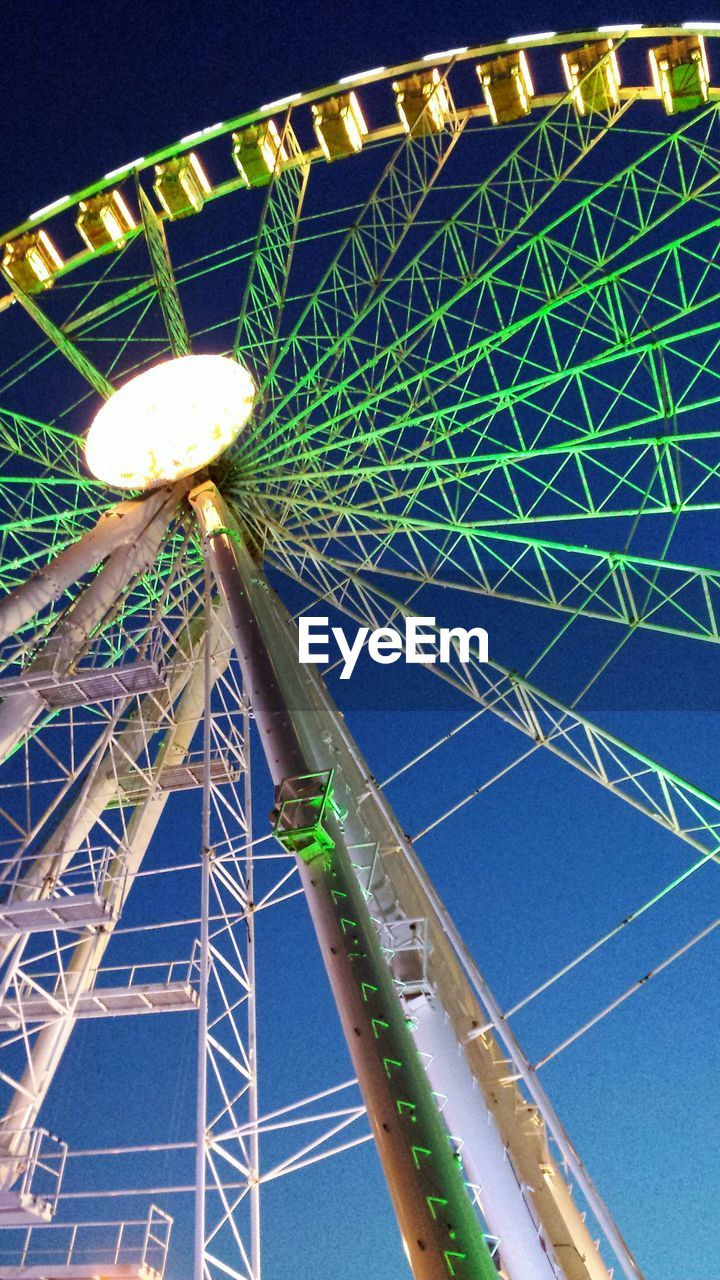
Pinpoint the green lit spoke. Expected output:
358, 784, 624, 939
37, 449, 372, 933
249, 211, 720, 484
246, 101, 720, 465
247, 215, 720, 500
272, 547, 720, 865
243, 65, 634, 456
262, 428, 720, 538
241, 110, 469, 445
272, 522, 720, 645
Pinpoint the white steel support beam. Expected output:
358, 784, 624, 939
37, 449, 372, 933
0, 606, 213, 978
286, 685, 634, 1280
194, 567, 212, 1280
243, 700, 261, 1280
246, 580, 638, 1280
0, 611, 232, 1172
191, 481, 498, 1280
0, 486, 186, 763
0, 486, 183, 646
190, 483, 637, 1280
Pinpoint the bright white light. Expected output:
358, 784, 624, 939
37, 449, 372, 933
260, 92, 302, 110
339, 66, 386, 83
683, 19, 720, 27
598, 22, 643, 30
85, 355, 255, 490
422, 47, 468, 60
30, 196, 69, 220
103, 158, 146, 180
508, 31, 556, 42
180, 124, 224, 144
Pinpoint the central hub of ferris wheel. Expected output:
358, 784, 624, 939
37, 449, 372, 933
84, 354, 255, 490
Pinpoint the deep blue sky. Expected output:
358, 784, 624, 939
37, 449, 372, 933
3, 3, 720, 1279
2, 0, 663, 229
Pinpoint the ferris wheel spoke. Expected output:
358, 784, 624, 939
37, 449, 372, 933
0, 494, 106, 604
233, 113, 310, 393
253, 239, 720, 485
268, 419, 720, 540
272, 549, 720, 868
0, 408, 91, 481
0, 410, 105, 579
250, 100, 720, 467
240, 75, 469, 446
269, 520, 720, 645
251, 230, 720, 498
254, 53, 636, 436
0, 270, 114, 400
531, 911, 720, 1072
136, 185, 192, 358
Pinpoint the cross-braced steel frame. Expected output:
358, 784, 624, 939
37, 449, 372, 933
0, 24, 718, 1280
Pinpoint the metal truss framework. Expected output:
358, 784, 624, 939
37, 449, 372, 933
0, 25, 718, 1280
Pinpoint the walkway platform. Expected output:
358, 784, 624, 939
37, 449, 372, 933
0, 1192, 53, 1227
0, 894, 115, 938
0, 661, 166, 709
0, 980, 198, 1028
113, 755, 242, 804
0, 1265, 161, 1280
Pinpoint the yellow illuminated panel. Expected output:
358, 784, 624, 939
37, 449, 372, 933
478, 51, 534, 124
562, 40, 621, 116
154, 153, 211, 219
650, 36, 709, 114
393, 69, 451, 135
2, 231, 63, 292
312, 93, 368, 159
77, 191, 136, 252
232, 120, 297, 187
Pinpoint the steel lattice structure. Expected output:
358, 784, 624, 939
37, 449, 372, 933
0, 23, 718, 1280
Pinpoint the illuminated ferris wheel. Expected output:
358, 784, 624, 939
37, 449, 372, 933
0, 24, 718, 1280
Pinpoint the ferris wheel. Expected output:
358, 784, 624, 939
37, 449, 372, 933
0, 22, 718, 1280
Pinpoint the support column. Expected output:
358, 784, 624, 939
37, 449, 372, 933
243, 701, 261, 1280
0, 485, 186, 762
194, 568, 212, 1280
0, 486, 183, 646
189, 483, 641, 1280
0, 613, 232, 1170
191, 481, 497, 1280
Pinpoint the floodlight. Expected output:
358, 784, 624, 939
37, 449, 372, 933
85, 354, 255, 490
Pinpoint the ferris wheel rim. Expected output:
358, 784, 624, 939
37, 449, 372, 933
0, 21, 717, 287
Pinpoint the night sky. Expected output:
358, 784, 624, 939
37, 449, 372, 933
3, 3, 720, 1279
